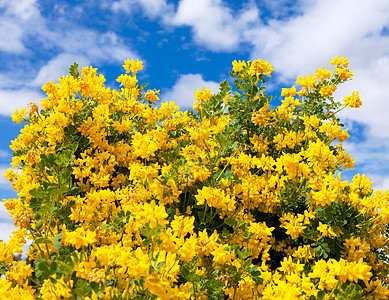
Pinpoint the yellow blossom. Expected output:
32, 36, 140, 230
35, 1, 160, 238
123, 58, 143, 74
232, 60, 246, 72
317, 222, 337, 238
343, 91, 362, 108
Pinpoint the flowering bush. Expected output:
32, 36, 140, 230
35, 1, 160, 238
1, 57, 389, 299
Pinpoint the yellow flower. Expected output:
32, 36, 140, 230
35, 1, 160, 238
178, 235, 199, 263
0, 241, 13, 265
194, 86, 212, 103
195, 186, 236, 212
210, 243, 234, 265
343, 237, 370, 261
343, 91, 362, 108
315, 67, 332, 81
249, 59, 274, 77
11, 107, 29, 124
317, 222, 337, 238
123, 58, 143, 74
279, 256, 305, 274
232, 60, 246, 72
41, 278, 73, 300
0, 278, 35, 299
171, 215, 195, 237
5, 261, 33, 284
145, 89, 160, 103
281, 86, 297, 97
63, 227, 97, 249
295, 74, 317, 90
7, 228, 28, 253
335, 67, 353, 80
330, 56, 349, 67
280, 213, 306, 239
116, 74, 138, 89
319, 85, 337, 97
262, 280, 302, 300
350, 173, 372, 195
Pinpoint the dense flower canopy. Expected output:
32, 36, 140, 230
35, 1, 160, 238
1, 57, 389, 299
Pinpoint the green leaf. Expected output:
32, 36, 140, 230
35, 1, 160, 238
35, 237, 53, 244
36, 220, 44, 230
53, 241, 61, 250
62, 256, 74, 274
180, 264, 190, 279
90, 281, 99, 294
37, 261, 50, 273
69, 62, 80, 78
52, 233, 63, 241
253, 277, 263, 285
30, 188, 45, 199
317, 291, 326, 300
156, 261, 165, 271
50, 261, 58, 274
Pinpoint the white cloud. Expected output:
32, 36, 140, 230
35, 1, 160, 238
112, 0, 174, 19
336, 55, 389, 138
28, 31, 141, 89
0, 88, 43, 116
138, 0, 173, 18
170, 0, 260, 51
0, 1, 141, 116
57, 30, 139, 64
0, 20, 26, 53
30, 53, 90, 88
162, 73, 220, 108
0, 0, 40, 20
0, 149, 10, 158
247, 0, 389, 79
0, 221, 16, 242
0, 200, 11, 220
0, 0, 41, 54
371, 174, 389, 192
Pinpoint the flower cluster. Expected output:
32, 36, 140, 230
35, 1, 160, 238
1, 57, 388, 299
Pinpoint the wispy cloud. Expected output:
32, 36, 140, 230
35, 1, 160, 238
169, 0, 260, 52
0, 89, 43, 116
111, 0, 174, 19
0, 20, 26, 53
0, 0, 141, 116
0, 0, 40, 20
0, 149, 11, 159
247, 0, 389, 80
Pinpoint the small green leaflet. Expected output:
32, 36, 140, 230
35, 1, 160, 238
69, 62, 80, 78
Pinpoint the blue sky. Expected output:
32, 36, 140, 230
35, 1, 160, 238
1, 0, 389, 243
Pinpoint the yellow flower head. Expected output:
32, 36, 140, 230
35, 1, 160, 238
295, 74, 317, 90
343, 91, 362, 108
249, 59, 274, 77
232, 60, 246, 72
123, 58, 143, 74
330, 56, 349, 68
317, 222, 337, 238
11, 107, 29, 124
145, 89, 160, 103
315, 67, 332, 82
319, 85, 337, 97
